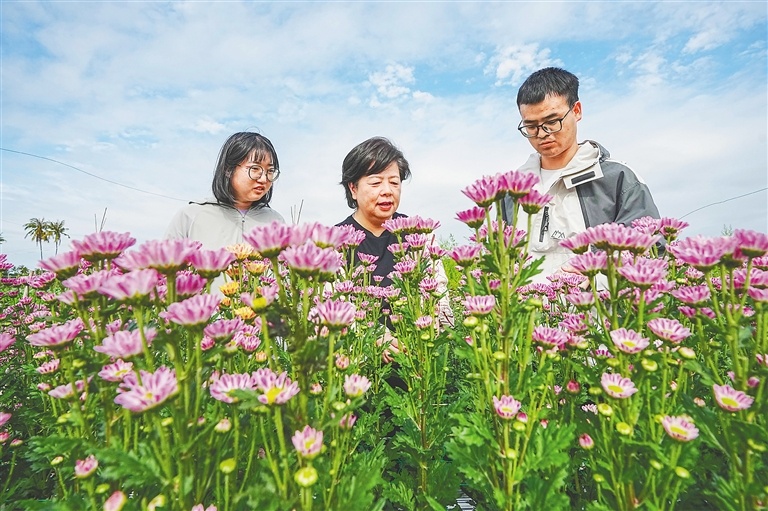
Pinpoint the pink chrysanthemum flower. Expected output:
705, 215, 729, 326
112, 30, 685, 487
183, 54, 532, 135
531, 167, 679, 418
518, 189, 553, 215
383, 215, 441, 235
462, 175, 503, 208
252, 368, 300, 405
670, 285, 711, 306
98, 269, 160, 301
419, 278, 439, 294
756, 353, 768, 368
582, 224, 657, 254
733, 229, 768, 259
49, 378, 89, 400
569, 251, 608, 277
243, 221, 295, 258
393, 258, 418, 275
343, 374, 371, 398
292, 425, 323, 459
455, 207, 487, 229
668, 236, 734, 272
601, 373, 638, 399
72, 231, 137, 262
133, 239, 202, 273
337, 225, 367, 249
463, 295, 496, 316
560, 231, 592, 255
39, 250, 83, 279
315, 300, 356, 328
64, 269, 117, 298
98, 359, 134, 382
610, 328, 649, 354
279, 242, 342, 279
415, 316, 433, 329
357, 253, 379, 266
204, 318, 244, 342
449, 245, 483, 267
36, 359, 60, 374
171, 271, 205, 298
498, 169, 540, 198
657, 217, 689, 239
565, 291, 595, 308
631, 216, 661, 235
404, 233, 429, 250
713, 384, 754, 412
532, 326, 569, 350
161, 294, 220, 327
0, 412, 11, 427
748, 286, 768, 303
0, 332, 15, 353
74, 454, 98, 478
115, 366, 178, 412
661, 415, 699, 442
27, 318, 84, 348
210, 373, 256, 403
94, 328, 157, 359
617, 258, 668, 288
27, 272, 57, 290
492, 395, 522, 420
647, 318, 691, 344
188, 248, 236, 278
304, 223, 349, 249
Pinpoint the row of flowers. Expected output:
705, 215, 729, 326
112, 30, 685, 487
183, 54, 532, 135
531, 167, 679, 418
0, 168, 766, 510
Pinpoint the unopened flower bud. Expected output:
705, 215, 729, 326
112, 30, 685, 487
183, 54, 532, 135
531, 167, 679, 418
616, 422, 633, 436
579, 433, 594, 450
649, 460, 663, 470
597, 403, 613, 416
674, 466, 690, 479
566, 380, 581, 394
294, 466, 319, 487
678, 347, 696, 360
215, 418, 232, 433
219, 458, 236, 474
253, 351, 268, 363
641, 359, 658, 372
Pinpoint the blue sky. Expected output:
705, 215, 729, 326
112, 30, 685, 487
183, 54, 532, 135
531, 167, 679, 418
1, 1, 766, 268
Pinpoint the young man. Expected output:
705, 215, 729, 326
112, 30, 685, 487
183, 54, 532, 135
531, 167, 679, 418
502, 67, 660, 282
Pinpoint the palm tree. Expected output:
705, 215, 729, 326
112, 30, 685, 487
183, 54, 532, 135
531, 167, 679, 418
24, 217, 50, 260
47, 220, 70, 255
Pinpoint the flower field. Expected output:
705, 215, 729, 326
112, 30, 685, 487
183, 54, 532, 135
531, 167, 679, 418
0, 170, 766, 511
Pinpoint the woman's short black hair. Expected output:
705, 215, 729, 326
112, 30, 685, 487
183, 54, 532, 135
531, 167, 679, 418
211, 132, 279, 209
340, 137, 411, 209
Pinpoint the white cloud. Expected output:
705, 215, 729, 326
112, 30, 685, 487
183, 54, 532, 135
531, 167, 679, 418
368, 63, 416, 100
485, 44, 561, 86
192, 118, 226, 135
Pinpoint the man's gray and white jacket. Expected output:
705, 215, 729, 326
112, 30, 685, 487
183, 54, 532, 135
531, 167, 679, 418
501, 140, 660, 283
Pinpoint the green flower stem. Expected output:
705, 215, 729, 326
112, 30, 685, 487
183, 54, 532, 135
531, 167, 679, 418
323, 331, 338, 419
0, 451, 17, 497
258, 414, 285, 496
133, 306, 156, 372
152, 414, 175, 490
273, 407, 290, 499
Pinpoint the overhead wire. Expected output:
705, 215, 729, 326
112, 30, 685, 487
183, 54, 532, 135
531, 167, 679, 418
0, 147, 187, 202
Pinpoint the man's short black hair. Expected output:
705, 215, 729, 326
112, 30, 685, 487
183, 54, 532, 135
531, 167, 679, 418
517, 67, 579, 108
